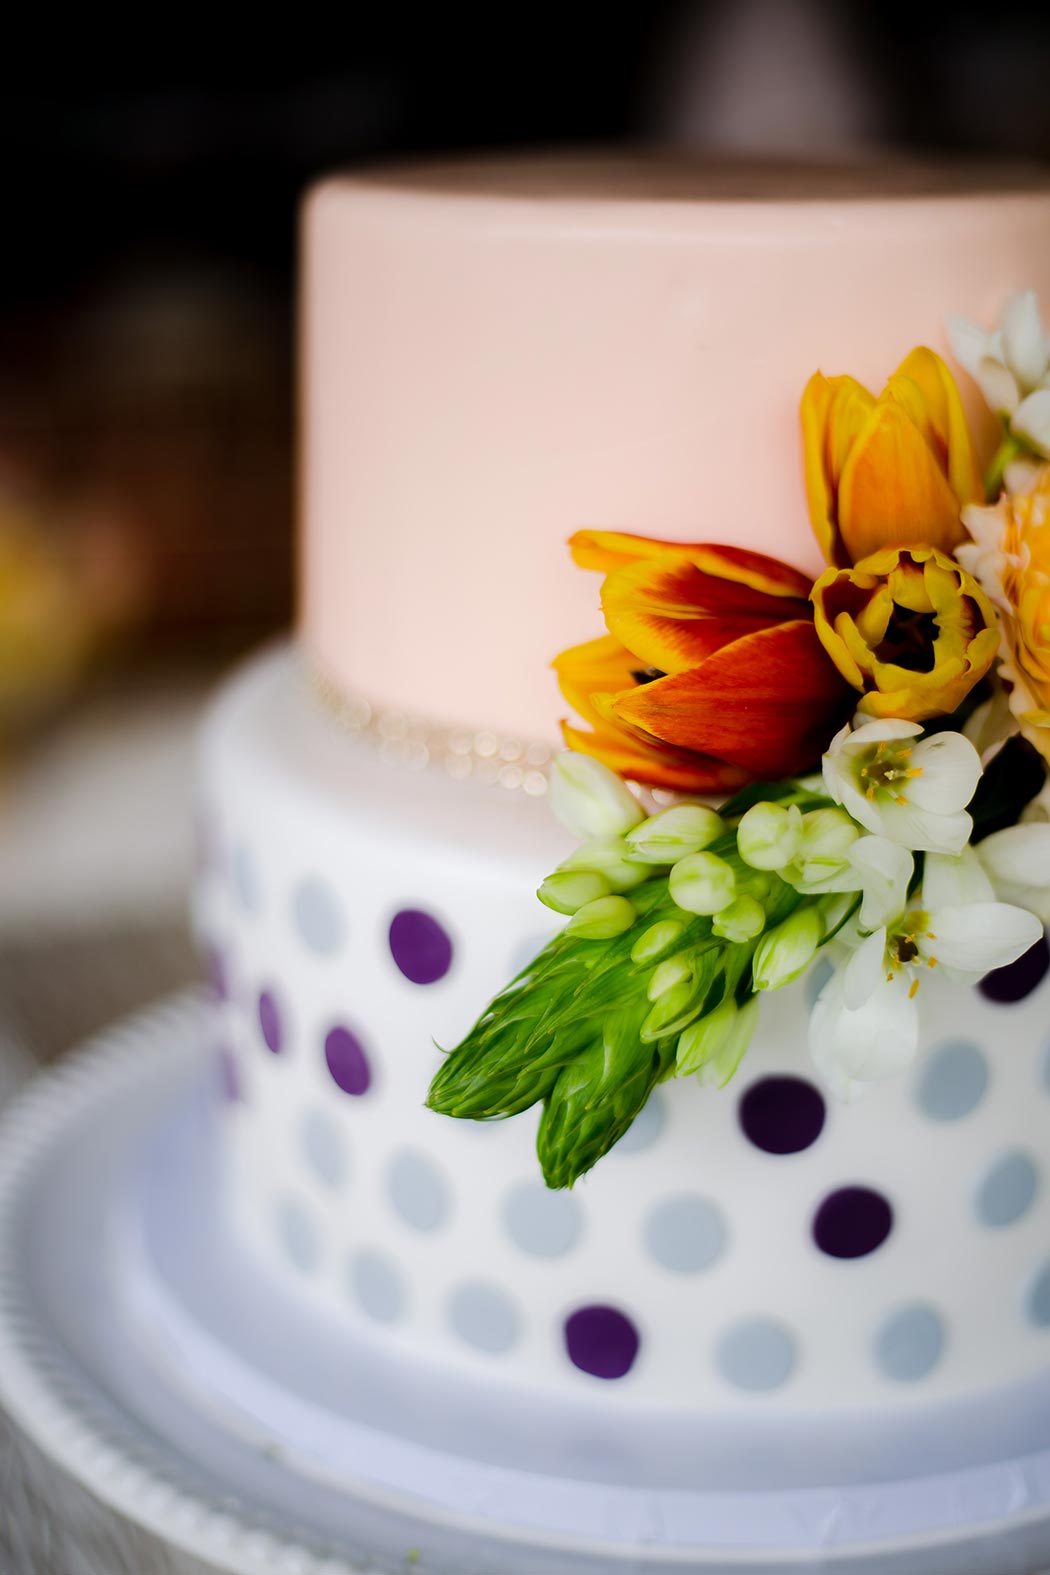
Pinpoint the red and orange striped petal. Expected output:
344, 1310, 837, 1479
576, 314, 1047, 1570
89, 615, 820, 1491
553, 633, 640, 730
560, 720, 750, 795
570, 531, 814, 600
612, 619, 853, 777
600, 553, 812, 674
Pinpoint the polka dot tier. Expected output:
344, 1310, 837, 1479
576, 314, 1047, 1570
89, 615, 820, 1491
874, 1304, 945, 1383
643, 1193, 726, 1275
739, 1076, 826, 1155
324, 1025, 372, 1096
716, 1319, 797, 1393
564, 1305, 640, 1380
387, 1150, 451, 1233
293, 876, 346, 957
389, 908, 453, 984
257, 990, 284, 1055
813, 1187, 893, 1260
916, 1039, 988, 1122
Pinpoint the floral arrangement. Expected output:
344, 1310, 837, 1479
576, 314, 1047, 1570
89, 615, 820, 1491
428, 293, 1050, 1190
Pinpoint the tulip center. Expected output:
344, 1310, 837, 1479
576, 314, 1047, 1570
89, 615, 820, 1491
875, 607, 940, 673
858, 741, 922, 804
631, 667, 666, 686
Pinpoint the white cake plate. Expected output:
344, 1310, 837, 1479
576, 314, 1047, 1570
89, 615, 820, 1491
2, 993, 1050, 1575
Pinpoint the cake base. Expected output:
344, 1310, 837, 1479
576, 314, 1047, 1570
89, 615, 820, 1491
1, 994, 1050, 1573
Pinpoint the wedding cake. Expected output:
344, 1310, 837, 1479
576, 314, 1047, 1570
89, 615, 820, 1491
193, 155, 1050, 1561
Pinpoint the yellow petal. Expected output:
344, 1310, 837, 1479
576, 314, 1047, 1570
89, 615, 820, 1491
838, 401, 966, 561
888, 347, 985, 509
801, 372, 875, 567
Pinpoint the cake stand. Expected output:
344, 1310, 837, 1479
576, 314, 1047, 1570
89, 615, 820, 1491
1, 992, 1050, 1575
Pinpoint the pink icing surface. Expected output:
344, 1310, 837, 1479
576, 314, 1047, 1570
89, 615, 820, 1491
299, 154, 1050, 743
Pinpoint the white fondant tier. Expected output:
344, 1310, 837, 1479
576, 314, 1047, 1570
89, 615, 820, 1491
194, 647, 1050, 1415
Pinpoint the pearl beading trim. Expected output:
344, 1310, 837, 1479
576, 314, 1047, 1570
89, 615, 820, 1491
308, 665, 553, 795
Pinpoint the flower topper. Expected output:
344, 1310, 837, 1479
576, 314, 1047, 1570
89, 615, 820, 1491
428, 295, 1050, 1190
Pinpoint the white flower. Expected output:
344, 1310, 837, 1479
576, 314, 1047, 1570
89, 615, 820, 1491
822, 718, 981, 854
547, 752, 645, 841
847, 835, 914, 930
949, 290, 1050, 459
977, 823, 1050, 925
809, 848, 1041, 1099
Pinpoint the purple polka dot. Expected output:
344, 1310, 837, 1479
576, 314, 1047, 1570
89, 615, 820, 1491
739, 1076, 826, 1155
217, 1047, 241, 1103
813, 1186, 893, 1260
325, 1026, 372, 1096
258, 990, 283, 1055
389, 909, 453, 985
564, 1304, 640, 1380
979, 933, 1049, 1004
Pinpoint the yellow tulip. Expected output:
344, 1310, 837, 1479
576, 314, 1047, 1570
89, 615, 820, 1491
811, 545, 999, 722
802, 348, 985, 567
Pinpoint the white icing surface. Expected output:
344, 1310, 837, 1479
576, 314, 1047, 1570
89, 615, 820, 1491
194, 646, 1050, 1412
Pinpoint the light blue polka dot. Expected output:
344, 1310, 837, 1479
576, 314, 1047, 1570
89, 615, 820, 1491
916, 1039, 989, 1122
447, 1281, 520, 1354
1027, 1261, 1050, 1328
503, 1183, 582, 1258
613, 1091, 666, 1155
349, 1250, 406, 1324
643, 1193, 726, 1274
806, 954, 834, 1008
232, 845, 261, 915
976, 1151, 1039, 1229
875, 1304, 946, 1383
300, 1108, 348, 1189
388, 1150, 451, 1232
716, 1319, 797, 1392
276, 1197, 320, 1274
293, 877, 345, 957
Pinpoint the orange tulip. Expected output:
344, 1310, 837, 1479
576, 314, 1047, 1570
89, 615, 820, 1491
801, 347, 985, 568
555, 532, 855, 793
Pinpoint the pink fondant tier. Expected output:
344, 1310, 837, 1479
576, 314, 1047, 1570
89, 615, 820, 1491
299, 153, 1050, 743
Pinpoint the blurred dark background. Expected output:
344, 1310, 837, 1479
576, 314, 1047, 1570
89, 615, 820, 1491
0, 0, 1048, 718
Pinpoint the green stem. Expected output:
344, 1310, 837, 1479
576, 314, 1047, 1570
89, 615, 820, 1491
984, 432, 1024, 500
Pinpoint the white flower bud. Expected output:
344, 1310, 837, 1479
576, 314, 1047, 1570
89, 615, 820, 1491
625, 804, 723, 864
547, 753, 645, 841
558, 837, 650, 892
630, 919, 685, 964
737, 801, 804, 871
752, 906, 823, 991
788, 808, 861, 891
538, 869, 612, 915
565, 894, 637, 940
648, 954, 693, 1001
640, 981, 700, 1041
678, 995, 759, 1086
669, 852, 737, 916
711, 894, 766, 943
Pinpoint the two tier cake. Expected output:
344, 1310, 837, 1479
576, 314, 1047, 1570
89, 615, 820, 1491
193, 156, 1050, 1567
